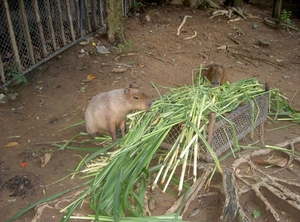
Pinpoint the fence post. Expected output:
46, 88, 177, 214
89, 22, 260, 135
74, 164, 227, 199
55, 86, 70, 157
3, 0, 23, 72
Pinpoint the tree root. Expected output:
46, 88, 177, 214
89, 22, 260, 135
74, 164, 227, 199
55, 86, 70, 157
167, 137, 300, 221
31, 188, 86, 222
165, 165, 214, 215
176, 15, 192, 36
209, 7, 259, 20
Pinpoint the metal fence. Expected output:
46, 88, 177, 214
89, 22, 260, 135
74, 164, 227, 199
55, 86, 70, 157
0, 0, 107, 88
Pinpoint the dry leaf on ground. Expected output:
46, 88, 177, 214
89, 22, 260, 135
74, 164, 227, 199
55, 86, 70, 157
4, 142, 19, 147
256, 157, 288, 167
41, 153, 52, 167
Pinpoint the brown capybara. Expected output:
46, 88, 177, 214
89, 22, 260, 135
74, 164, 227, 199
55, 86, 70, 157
201, 63, 228, 87
85, 87, 152, 141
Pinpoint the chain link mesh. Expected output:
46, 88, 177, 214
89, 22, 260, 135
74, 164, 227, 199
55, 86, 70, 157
0, 0, 107, 86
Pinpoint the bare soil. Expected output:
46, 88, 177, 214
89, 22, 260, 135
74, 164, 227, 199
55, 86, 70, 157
1, 2, 300, 221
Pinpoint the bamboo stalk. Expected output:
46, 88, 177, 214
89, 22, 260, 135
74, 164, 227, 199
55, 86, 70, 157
20, 0, 35, 64
91, 0, 98, 30
45, 0, 57, 51
66, 0, 76, 41
83, 0, 92, 32
193, 143, 198, 183
178, 150, 188, 194
0, 56, 5, 83
99, 0, 105, 25
3, 0, 23, 71
33, 0, 49, 57
55, 0, 66, 45
75, 0, 80, 34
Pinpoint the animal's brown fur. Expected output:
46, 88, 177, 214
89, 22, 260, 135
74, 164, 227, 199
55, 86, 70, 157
202, 63, 228, 87
85, 88, 152, 141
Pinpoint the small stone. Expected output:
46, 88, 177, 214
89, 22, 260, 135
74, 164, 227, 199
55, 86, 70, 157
258, 39, 270, 47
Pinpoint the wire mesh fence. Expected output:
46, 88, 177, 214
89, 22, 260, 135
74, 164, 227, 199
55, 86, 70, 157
0, 0, 107, 88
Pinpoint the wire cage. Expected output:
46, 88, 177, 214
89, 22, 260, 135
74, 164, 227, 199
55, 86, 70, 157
164, 93, 269, 162
0, 0, 107, 87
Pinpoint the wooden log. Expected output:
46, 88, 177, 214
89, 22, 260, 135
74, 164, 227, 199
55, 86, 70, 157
20, 0, 35, 65
32, 0, 49, 57
3, 0, 23, 72
66, 0, 76, 41
45, 0, 57, 51
55, 0, 66, 45
83, 0, 92, 32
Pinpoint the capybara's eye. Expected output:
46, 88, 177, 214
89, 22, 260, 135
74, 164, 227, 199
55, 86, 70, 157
134, 96, 139, 100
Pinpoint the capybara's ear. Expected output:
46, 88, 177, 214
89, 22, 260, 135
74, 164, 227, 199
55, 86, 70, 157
124, 88, 131, 94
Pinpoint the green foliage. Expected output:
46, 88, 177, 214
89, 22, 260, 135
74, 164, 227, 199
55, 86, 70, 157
132, 2, 145, 9
280, 9, 292, 25
253, 208, 261, 219
6, 67, 27, 84
115, 38, 133, 54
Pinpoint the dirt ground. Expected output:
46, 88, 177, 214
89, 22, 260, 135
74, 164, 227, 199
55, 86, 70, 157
1, 2, 300, 222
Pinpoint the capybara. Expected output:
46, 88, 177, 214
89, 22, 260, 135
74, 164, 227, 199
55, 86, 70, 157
201, 63, 228, 87
85, 87, 152, 141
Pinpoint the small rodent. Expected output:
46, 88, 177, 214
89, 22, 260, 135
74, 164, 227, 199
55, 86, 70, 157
85, 86, 152, 142
201, 63, 228, 87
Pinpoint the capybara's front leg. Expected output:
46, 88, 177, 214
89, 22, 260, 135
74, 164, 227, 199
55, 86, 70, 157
120, 119, 126, 138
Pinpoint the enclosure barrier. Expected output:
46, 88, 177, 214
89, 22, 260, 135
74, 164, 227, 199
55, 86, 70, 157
0, 0, 136, 89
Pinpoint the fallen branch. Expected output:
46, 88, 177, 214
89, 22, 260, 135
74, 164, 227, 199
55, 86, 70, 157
114, 52, 139, 61
144, 52, 176, 65
228, 17, 242, 23
229, 50, 285, 70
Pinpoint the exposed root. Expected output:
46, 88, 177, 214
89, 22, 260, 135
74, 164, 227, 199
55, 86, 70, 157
32, 189, 86, 222
176, 15, 192, 36
210, 7, 259, 20
172, 137, 300, 221
183, 31, 197, 40
165, 165, 214, 215
229, 137, 300, 221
